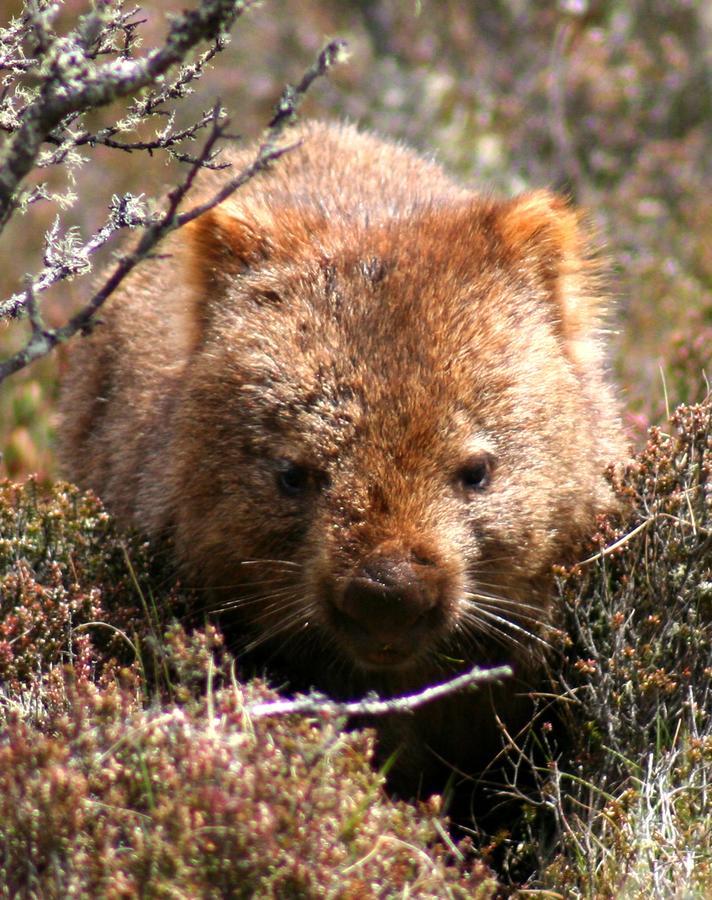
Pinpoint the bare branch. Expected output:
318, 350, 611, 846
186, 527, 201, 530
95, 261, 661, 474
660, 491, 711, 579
245, 664, 513, 720
0, 26, 347, 382
0, 0, 255, 232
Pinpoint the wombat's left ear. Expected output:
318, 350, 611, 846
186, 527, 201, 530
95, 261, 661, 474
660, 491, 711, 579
183, 206, 273, 348
184, 203, 326, 347
497, 190, 603, 343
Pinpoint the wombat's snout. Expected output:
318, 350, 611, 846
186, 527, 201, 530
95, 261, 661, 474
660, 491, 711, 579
330, 549, 448, 668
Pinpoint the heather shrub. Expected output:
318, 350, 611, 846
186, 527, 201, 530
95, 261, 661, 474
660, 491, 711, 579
0, 479, 496, 897
0, 481, 150, 701
0, 678, 498, 898
538, 397, 712, 896
1, 401, 709, 895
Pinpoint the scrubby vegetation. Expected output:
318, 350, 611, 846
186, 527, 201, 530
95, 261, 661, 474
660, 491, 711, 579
0, 397, 709, 896
0, 480, 497, 897
544, 398, 711, 896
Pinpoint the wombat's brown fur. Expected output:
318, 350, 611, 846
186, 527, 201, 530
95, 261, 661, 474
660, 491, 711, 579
59, 120, 625, 798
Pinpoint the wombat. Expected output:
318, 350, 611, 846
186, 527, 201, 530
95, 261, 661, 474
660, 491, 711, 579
59, 120, 625, 799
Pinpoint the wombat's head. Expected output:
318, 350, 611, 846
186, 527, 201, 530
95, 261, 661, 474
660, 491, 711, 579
171, 191, 622, 683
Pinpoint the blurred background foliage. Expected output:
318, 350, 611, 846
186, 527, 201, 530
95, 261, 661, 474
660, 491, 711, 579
1, 0, 710, 481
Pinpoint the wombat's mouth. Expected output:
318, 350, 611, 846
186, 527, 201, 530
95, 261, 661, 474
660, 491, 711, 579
359, 644, 412, 669
327, 604, 446, 672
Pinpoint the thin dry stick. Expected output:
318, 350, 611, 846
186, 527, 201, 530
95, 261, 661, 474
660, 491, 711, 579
245, 663, 513, 720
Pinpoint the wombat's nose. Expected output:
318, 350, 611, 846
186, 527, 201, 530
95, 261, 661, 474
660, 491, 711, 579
339, 554, 438, 643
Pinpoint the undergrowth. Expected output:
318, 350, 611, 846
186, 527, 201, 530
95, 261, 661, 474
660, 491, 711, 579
0, 482, 495, 898
0, 397, 709, 897
541, 398, 712, 897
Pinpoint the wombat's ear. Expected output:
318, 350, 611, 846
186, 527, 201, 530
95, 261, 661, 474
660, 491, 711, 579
186, 206, 270, 293
184, 205, 273, 347
497, 190, 602, 344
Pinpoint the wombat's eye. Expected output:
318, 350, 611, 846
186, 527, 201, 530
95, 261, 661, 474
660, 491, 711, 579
456, 454, 493, 494
277, 461, 312, 497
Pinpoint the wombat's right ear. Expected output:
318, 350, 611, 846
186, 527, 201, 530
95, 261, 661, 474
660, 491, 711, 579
186, 206, 270, 292
184, 206, 270, 345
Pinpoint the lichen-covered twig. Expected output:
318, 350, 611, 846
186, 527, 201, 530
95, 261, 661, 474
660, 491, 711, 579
0, 0, 253, 231
0, 0, 346, 383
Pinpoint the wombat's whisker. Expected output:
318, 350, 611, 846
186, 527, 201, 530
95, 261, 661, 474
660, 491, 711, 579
251, 605, 324, 658
182, 579, 289, 594
205, 586, 299, 614
244, 590, 312, 619
259, 595, 313, 620
183, 560, 304, 594
238, 559, 303, 570
462, 602, 550, 650
467, 596, 550, 630
242, 605, 314, 654
470, 555, 520, 568
204, 574, 301, 591
458, 605, 526, 646
466, 589, 544, 614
